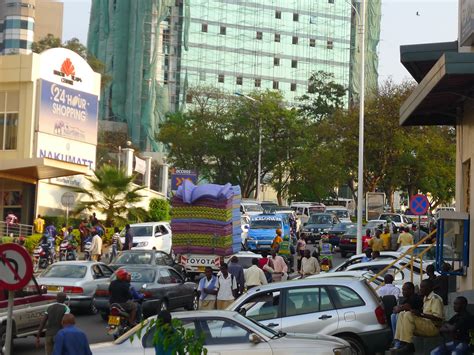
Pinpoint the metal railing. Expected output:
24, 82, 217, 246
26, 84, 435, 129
0, 221, 34, 238
369, 229, 437, 290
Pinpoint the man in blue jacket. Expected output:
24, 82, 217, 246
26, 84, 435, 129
52, 314, 92, 355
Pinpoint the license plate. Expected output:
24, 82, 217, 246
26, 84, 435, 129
197, 266, 205, 272
47, 286, 61, 292
108, 315, 120, 326
350, 239, 356, 243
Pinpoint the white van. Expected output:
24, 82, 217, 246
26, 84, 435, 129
120, 222, 172, 253
326, 206, 351, 223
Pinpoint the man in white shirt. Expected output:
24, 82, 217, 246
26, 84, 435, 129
244, 258, 268, 289
216, 263, 238, 310
90, 230, 102, 261
377, 274, 401, 298
197, 267, 218, 310
300, 249, 320, 277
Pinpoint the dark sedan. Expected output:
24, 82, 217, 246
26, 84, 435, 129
339, 226, 371, 257
300, 213, 340, 243
109, 250, 185, 276
327, 222, 355, 246
95, 265, 198, 320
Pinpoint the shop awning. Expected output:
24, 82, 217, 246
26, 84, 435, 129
0, 158, 90, 184
400, 51, 474, 126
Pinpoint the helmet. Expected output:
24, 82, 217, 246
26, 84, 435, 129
115, 269, 129, 281
276, 229, 282, 236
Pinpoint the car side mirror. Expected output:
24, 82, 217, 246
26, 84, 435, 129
155, 232, 162, 238
249, 333, 261, 344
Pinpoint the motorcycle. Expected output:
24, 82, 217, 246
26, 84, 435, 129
84, 237, 92, 261
59, 240, 76, 261
36, 242, 53, 270
107, 303, 132, 339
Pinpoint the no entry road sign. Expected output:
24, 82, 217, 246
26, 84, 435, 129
0, 243, 33, 291
410, 194, 430, 216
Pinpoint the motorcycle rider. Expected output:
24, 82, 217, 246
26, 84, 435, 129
126, 272, 144, 321
109, 269, 137, 325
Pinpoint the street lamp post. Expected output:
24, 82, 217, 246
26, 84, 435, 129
235, 92, 262, 201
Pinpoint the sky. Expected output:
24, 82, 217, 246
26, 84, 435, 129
62, 0, 459, 84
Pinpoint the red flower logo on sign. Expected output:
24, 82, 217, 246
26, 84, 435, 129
60, 58, 75, 77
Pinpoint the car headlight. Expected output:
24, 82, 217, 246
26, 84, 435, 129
137, 242, 148, 247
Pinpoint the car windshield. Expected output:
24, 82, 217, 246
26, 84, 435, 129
345, 226, 357, 235
42, 265, 87, 278
380, 214, 401, 223
250, 219, 281, 229
113, 252, 153, 264
329, 210, 349, 218
111, 268, 156, 283
130, 226, 154, 237
309, 215, 332, 224
309, 206, 325, 214
245, 205, 263, 212
333, 223, 351, 230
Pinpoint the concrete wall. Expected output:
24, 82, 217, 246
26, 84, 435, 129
34, 0, 64, 42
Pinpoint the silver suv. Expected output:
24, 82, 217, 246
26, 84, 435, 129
228, 277, 391, 354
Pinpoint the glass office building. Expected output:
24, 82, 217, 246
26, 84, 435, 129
178, 0, 353, 105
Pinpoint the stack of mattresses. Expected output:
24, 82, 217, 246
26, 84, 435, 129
171, 181, 242, 256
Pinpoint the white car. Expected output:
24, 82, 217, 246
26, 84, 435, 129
378, 213, 414, 230
224, 250, 262, 270
241, 201, 264, 216
120, 222, 172, 253
326, 206, 351, 223
90, 311, 352, 355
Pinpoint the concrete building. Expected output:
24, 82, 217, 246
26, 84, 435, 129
0, 0, 63, 55
399, 1, 474, 300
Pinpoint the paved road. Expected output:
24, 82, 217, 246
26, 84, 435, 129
15, 245, 347, 355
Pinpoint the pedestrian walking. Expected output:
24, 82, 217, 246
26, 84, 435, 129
122, 224, 133, 251
244, 258, 267, 289
52, 314, 92, 355
300, 249, 320, 277
197, 266, 217, 310
296, 234, 306, 271
228, 256, 245, 295
380, 227, 392, 251
90, 229, 102, 261
216, 263, 238, 309
397, 227, 414, 248
271, 229, 283, 251
36, 292, 70, 355
258, 251, 274, 283
368, 230, 384, 252
110, 227, 121, 262
34, 214, 46, 234
270, 249, 288, 282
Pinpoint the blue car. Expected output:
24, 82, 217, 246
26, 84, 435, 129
246, 214, 291, 252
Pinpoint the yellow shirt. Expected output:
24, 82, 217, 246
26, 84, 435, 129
423, 291, 444, 324
397, 232, 414, 246
380, 233, 391, 250
34, 218, 45, 233
272, 235, 283, 250
368, 237, 384, 252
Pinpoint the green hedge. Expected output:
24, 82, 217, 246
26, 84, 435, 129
148, 198, 170, 222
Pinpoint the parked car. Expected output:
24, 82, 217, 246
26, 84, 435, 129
109, 250, 185, 276
90, 310, 352, 355
326, 207, 351, 223
95, 265, 198, 319
119, 222, 172, 253
37, 261, 114, 314
300, 213, 340, 244
290, 202, 326, 226
331, 252, 401, 272
229, 278, 391, 354
224, 251, 262, 270
327, 222, 355, 246
0, 278, 55, 351
338, 226, 372, 257
241, 200, 263, 216
378, 213, 413, 230
306, 271, 387, 295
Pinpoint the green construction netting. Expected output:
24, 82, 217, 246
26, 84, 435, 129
87, 0, 174, 152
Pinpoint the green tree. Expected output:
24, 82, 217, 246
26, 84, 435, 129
148, 198, 171, 221
74, 164, 146, 226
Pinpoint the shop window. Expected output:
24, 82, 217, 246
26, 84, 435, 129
292, 36, 298, 45
275, 10, 281, 19
218, 74, 224, 83
274, 34, 280, 43
255, 78, 261, 87
256, 31, 262, 40
201, 23, 208, 32
310, 38, 316, 47
274, 57, 280, 66
220, 26, 226, 35
273, 81, 279, 90
236, 76, 243, 85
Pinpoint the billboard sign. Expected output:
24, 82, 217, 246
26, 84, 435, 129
38, 79, 98, 145
365, 192, 386, 221
460, 0, 474, 46
171, 169, 198, 191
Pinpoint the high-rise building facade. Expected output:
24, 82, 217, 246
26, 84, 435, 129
0, 0, 63, 55
178, 0, 352, 105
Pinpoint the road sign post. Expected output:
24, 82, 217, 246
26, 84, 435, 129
61, 192, 76, 225
0, 243, 34, 355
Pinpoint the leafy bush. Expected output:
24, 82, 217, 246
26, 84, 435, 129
148, 198, 170, 222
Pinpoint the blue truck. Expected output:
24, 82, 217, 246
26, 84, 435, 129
245, 214, 291, 252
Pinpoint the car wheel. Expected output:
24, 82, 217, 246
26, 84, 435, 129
185, 293, 199, 311
88, 299, 98, 315
340, 251, 347, 258
339, 335, 365, 355
159, 300, 168, 312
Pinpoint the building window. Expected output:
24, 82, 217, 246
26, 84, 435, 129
274, 33, 280, 42
310, 38, 316, 47
274, 57, 280, 66
292, 36, 298, 45
255, 78, 261, 87
201, 23, 208, 32
256, 31, 262, 40
273, 81, 279, 90
218, 74, 224, 83
327, 40, 334, 49
236, 76, 243, 85
293, 13, 299, 21
275, 10, 281, 19
220, 26, 226, 35
291, 83, 297, 91
328, 0, 334, 3
291, 60, 297, 68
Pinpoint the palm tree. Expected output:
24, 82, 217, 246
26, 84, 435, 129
75, 164, 147, 226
